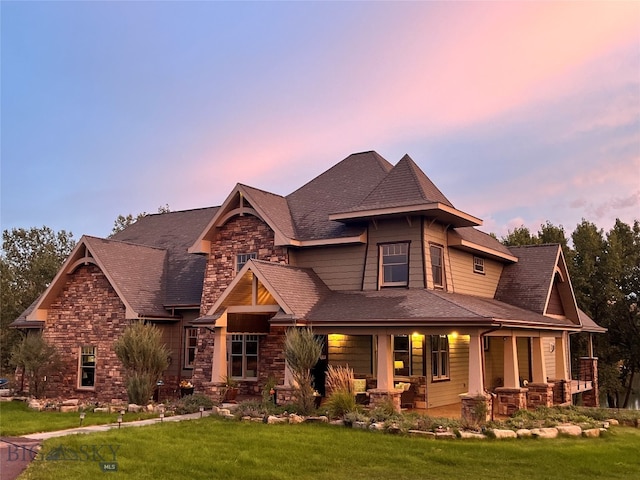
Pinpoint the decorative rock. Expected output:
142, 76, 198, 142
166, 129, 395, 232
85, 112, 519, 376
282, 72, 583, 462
516, 429, 532, 438
583, 428, 601, 438
408, 430, 436, 439
146, 404, 155, 412
28, 400, 44, 411
435, 431, 457, 439
353, 421, 368, 429
128, 404, 141, 413
492, 429, 518, 439
62, 399, 79, 406
0, 389, 12, 397
303, 416, 329, 424
60, 405, 78, 413
601, 421, 610, 429
93, 407, 109, 413
369, 422, 385, 431
267, 415, 288, 424
288, 414, 304, 424
386, 424, 401, 434
557, 425, 582, 436
607, 419, 619, 426
460, 431, 485, 439
223, 413, 235, 420
330, 420, 345, 427
531, 427, 558, 439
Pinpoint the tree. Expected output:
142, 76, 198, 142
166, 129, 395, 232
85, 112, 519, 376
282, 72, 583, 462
114, 322, 169, 405
501, 225, 539, 246
283, 327, 323, 415
109, 204, 171, 237
10, 332, 62, 398
1, 227, 75, 373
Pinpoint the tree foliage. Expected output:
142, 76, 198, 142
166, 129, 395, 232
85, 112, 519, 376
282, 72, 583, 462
1, 227, 75, 373
109, 204, 170, 237
283, 327, 323, 415
10, 332, 62, 398
114, 322, 169, 405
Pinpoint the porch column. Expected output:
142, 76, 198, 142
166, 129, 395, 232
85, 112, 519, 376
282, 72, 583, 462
555, 333, 569, 380
211, 325, 228, 383
376, 334, 394, 391
503, 335, 520, 388
467, 333, 484, 395
531, 337, 547, 383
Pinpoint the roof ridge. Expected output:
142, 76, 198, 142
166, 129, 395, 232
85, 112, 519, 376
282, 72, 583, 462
239, 183, 286, 198
145, 206, 220, 217
84, 235, 168, 252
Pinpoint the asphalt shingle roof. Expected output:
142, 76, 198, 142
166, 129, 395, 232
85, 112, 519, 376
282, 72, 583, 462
451, 226, 515, 258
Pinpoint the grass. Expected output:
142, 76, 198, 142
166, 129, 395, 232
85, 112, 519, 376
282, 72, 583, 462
0, 401, 157, 436
14, 415, 640, 480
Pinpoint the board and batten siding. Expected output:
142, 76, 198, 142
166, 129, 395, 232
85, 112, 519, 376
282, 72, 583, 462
290, 244, 366, 291
447, 249, 503, 298
426, 334, 469, 408
362, 218, 424, 290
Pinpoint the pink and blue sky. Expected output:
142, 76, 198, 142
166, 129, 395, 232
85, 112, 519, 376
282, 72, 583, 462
2, 1, 639, 239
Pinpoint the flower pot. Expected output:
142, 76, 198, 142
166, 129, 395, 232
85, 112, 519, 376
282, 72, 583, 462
223, 387, 238, 402
180, 387, 194, 397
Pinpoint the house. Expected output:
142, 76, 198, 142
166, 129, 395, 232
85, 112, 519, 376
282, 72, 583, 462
12, 151, 604, 419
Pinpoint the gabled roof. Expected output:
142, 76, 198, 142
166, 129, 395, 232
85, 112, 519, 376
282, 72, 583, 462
448, 227, 519, 263
328, 154, 482, 227
495, 244, 581, 324
578, 308, 607, 333
26, 235, 170, 320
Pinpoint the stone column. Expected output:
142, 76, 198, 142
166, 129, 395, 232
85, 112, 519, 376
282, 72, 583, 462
495, 335, 527, 415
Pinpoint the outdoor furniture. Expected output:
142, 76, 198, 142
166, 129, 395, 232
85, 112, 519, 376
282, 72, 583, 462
354, 378, 369, 405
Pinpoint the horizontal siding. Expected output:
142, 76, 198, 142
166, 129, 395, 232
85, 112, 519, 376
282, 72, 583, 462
448, 249, 503, 298
517, 337, 531, 382
328, 334, 373, 375
485, 336, 504, 389
363, 218, 423, 290
291, 244, 366, 291
427, 335, 469, 408
544, 337, 556, 380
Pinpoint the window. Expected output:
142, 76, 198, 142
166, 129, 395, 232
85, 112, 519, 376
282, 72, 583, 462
236, 252, 257, 274
230, 334, 258, 380
78, 346, 96, 388
380, 243, 409, 287
431, 335, 449, 381
473, 256, 485, 274
393, 334, 425, 377
184, 328, 198, 369
430, 245, 444, 288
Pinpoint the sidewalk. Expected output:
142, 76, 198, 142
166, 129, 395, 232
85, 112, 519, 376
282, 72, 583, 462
1, 409, 214, 479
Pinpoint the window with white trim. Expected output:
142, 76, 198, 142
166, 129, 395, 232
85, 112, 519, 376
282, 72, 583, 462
430, 245, 444, 288
473, 256, 485, 274
78, 346, 96, 388
393, 334, 425, 377
236, 252, 257, 274
230, 334, 258, 380
380, 243, 409, 287
431, 335, 449, 381
184, 328, 198, 369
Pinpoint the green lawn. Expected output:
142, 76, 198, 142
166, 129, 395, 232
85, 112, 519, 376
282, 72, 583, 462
15, 415, 640, 480
0, 401, 158, 436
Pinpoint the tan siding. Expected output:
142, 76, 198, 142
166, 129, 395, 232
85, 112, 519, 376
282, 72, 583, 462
290, 245, 366, 291
544, 337, 556, 379
363, 218, 423, 290
423, 222, 452, 291
427, 334, 469, 408
485, 336, 504, 390
448, 249, 504, 298
328, 334, 373, 375
517, 337, 531, 382
546, 282, 565, 315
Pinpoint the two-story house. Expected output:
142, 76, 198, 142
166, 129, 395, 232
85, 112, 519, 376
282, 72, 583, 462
12, 151, 604, 419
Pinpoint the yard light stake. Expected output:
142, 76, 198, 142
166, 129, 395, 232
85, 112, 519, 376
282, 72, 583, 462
117, 415, 122, 429
199, 406, 204, 418
160, 412, 164, 422
79, 412, 86, 426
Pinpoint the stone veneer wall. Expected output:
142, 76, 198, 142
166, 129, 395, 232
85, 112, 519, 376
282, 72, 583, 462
42, 264, 129, 403
199, 215, 288, 314
527, 383, 555, 408
494, 387, 528, 416
191, 328, 216, 392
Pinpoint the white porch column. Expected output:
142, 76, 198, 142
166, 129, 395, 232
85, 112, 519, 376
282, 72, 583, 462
284, 362, 295, 387
531, 337, 547, 383
467, 333, 484, 395
503, 335, 520, 388
555, 332, 569, 380
211, 326, 228, 383
376, 334, 394, 391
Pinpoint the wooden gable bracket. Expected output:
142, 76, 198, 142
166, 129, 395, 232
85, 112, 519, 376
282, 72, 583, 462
66, 245, 97, 274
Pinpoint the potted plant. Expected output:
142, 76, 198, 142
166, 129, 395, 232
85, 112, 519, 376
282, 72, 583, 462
179, 379, 194, 397
222, 375, 239, 402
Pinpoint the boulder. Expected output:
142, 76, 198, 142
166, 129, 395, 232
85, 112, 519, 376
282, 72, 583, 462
288, 414, 304, 424
460, 431, 485, 439
330, 420, 345, 427
60, 405, 78, 413
62, 399, 79, 406
217, 408, 231, 417
127, 404, 141, 413
583, 428, 601, 438
304, 416, 329, 424
516, 429, 532, 438
606, 418, 619, 426
557, 425, 582, 436
267, 415, 288, 424
531, 427, 558, 439
93, 407, 109, 413
408, 430, 436, 439
369, 422, 385, 431
146, 404, 155, 413
435, 431, 457, 440
28, 400, 44, 411
492, 429, 517, 439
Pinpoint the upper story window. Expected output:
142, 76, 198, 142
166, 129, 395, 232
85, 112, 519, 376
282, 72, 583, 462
184, 328, 198, 369
473, 256, 485, 274
236, 252, 257, 274
380, 242, 409, 287
78, 346, 96, 389
430, 244, 444, 288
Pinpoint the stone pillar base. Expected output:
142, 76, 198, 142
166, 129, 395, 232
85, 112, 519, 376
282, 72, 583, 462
550, 379, 571, 405
527, 382, 555, 409
460, 393, 492, 424
200, 382, 225, 403
368, 389, 402, 412
495, 387, 528, 416
274, 386, 296, 406
580, 357, 600, 407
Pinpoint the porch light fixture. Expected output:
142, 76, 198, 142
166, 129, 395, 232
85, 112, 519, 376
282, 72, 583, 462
449, 331, 459, 340
394, 361, 404, 370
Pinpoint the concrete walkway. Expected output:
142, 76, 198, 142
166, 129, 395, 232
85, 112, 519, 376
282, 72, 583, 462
1, 409, 215, 480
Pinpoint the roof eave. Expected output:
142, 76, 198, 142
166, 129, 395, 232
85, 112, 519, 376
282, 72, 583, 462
448, 239, 519, 263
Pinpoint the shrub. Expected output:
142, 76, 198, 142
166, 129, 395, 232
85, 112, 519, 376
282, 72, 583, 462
114, 322, 169, 405
10, 332, 61, 398
326, 365, 354, 394
174, 393, 214, 415
283, 328, 323, 415
326, 390, 357, 418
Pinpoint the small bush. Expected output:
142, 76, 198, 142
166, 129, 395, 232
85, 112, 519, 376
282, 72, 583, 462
369, 399, 401, 423
326, 390, 357, 418
174, 393, 214, 414
326, 365, 354, 394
